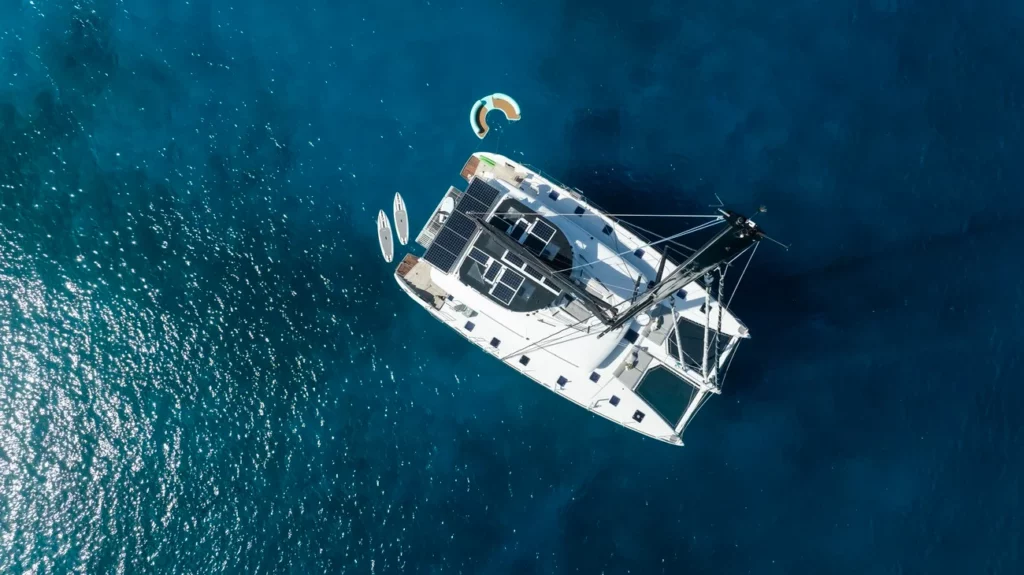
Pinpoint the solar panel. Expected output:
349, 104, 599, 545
423, 244, 458, 273
503, 252, 524, 267
531, 220, 556, 242
468, 248, 489, 265
484, 261, 501, 282
433, 227, 470, 257
454, 195, 488, 217
445, 211, 477, 239
490, 283, 515, 305
499, 269, 525, 290
524, 264, 543, 280
466, 178, 500, 207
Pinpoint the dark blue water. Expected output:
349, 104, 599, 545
1, 0, 1021, 572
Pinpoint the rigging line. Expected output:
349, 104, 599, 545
480, 211, 720, 219
552, 218, 724, 275
529, 326, 608, 353
725, 243, 754, 266
513, 323, 609, 361
718, 339, 740, 390
608, 216, 634, 281
713, 267, 725, 388
725, 241, 758, 309
615, 218, 696, 254
684, 391, 715, 430
466, 211, 705, 253
499, 314, 594, 360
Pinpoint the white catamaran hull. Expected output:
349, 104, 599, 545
395, 152, 761, 445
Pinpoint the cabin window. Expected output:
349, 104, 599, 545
609, 395, 620, 406
557, 376, 568, 387
490, 337, 501, 348
519, 356, 530, 366
624, 329, 639, 344
465, 321, 475, 332
589, 371, 601, 383
602, 224, 613, 235
634, 249, 645, 258
633, 410, 645, 423
574, 206, 585, 215
548, 190, 560, 200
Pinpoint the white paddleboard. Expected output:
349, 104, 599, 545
393, 192, 409, 246
377, 210, 394, 263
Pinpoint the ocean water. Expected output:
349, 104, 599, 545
1, 0, 1021, 573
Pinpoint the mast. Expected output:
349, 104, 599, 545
600, 210, 762, 336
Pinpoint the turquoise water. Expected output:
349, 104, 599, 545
1, 0, 1021, 573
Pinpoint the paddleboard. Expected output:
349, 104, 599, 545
377, 210, 394, 263
393, 192, 409, 246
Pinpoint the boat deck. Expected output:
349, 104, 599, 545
396, 152, 750, 444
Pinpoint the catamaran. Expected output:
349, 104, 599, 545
394, 152, 765, 445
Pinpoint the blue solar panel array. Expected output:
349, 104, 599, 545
468, 248, 489, 265
531, 220, 556, 242
455, 195, 488, 217
499, 269, 525, 290
455, 178, 501, 218
445, 211, 477, 238
490, 283, 516, 305
484, 261, 501, 281
466, 178, 501, 207
424, 179, 505, 274
503, 252, 525, 267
